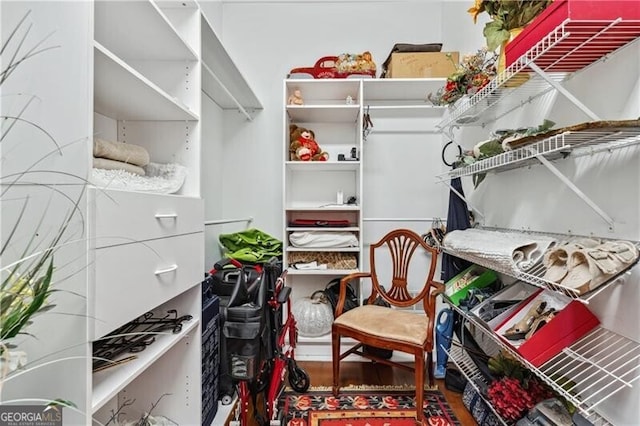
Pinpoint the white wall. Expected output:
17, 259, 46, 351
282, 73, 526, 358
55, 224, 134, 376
204, 0, 486, 240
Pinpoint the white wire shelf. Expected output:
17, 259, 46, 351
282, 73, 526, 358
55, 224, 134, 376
447, 303, 623, 425
440, 128, 640, 179
444, 344, 508, 426
440, 228, 640, 303
439, 19, 640, 128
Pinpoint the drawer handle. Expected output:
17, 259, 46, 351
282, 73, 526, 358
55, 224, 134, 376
155, 213, 178, 219
155, 264, 178, 275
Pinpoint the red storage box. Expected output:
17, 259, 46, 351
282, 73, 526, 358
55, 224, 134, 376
495, 289, 600, 367
505, 0, 640, 72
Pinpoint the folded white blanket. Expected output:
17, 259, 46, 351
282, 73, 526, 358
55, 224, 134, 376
93, 137, 150, 167
93, 157, 145, 176
289, 232, 359, 248
90, 162, 187, 194
443, 228, 556, 273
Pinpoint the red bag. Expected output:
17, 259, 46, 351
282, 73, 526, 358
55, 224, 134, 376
288, 219, 351, 227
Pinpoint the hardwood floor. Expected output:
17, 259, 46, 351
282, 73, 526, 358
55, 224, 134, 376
295, 361, 477, 425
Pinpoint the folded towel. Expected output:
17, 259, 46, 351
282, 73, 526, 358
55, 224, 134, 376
289, 231, 359, 248
443, 228, 556, 273
93, 137, 150, 167
93, 157, 146, 176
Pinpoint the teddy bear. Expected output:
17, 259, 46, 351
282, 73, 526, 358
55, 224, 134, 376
289, 124, 329, 161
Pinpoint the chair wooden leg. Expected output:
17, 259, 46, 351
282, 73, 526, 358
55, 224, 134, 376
415, 351, 425, 425
427, 350, 434, 387
332, 329, 341, 396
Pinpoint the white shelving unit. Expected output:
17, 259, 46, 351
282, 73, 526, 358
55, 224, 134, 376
0, 1, 263, 424
438, 16, 640, 129
90, 2, 204, 423
436, 13, 640, 425
440, 128, 640, 180
283, 78, 364, 359
441, 227, 640, 302
282, 78, 449, 360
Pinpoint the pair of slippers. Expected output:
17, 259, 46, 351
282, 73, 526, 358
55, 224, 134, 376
543, 238, 639, 295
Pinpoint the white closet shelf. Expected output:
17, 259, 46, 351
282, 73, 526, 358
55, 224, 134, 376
286, 227, 359, 232
447, 301, 632, 424
91, 318, 199, 413
201, 14, 262, 113
366, 104, 446, 119
285, 79, 360, 102
439, 19, 640, 128
286, 161, 360, 171
285, 205, 360, 212
287, 268, 359, 276
441, 228, 640, 303
286, 247, 359, 253
94, 42, 198, 121
287, 105, 360, 123
440, 127, 640, 179
94, 0, 197, 61
362, 78, 447, 103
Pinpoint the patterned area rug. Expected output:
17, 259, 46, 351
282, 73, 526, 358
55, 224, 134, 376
277, 386, 461, 426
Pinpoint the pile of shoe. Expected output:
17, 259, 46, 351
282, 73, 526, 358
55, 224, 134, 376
542, 238, 639, 295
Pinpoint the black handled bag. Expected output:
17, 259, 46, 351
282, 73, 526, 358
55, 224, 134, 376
323, 278, 359, 315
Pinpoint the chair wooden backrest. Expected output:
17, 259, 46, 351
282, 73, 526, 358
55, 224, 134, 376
368, 228, 441, 314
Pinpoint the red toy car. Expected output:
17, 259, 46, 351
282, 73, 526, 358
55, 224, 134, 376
289, 55, 376, 79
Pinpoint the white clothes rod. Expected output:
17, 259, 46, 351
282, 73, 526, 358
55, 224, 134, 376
369, 129, 442, 135
204, 217, 253, 226
202, 62, 253, 122
363, 217, 446, 222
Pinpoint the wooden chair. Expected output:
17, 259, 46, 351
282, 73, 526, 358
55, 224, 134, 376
331, 229, 444, 425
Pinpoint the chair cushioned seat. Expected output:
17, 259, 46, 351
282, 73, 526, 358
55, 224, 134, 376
334, 305, 428, 346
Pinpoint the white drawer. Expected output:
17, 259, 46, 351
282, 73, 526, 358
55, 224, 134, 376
92, 232, 204, 339
90, 188, 203, 248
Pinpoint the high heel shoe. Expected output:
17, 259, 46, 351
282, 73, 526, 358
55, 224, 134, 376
524, 308, 557, 340
503, 300, 547, 341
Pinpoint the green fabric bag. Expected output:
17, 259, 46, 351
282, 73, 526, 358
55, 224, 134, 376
219, 228, 282, 263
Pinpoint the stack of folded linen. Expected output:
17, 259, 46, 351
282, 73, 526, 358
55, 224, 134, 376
289, 231, 358, 248
442, 228, 557, 274
93, 137, 150, 175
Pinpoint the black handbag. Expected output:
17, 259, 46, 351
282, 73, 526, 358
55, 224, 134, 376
323, 278, 359, 315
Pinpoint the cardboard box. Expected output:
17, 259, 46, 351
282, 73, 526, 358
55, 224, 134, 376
388, 51, 459, 78
505, 0, 640, 70
444, 264, 498, 306
495, 289, 600, 367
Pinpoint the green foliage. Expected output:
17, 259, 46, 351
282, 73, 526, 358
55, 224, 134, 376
1, 259, 55, 342
469, 0, 553, 51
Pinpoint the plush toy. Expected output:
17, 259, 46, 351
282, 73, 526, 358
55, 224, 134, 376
289, 124, 329, 161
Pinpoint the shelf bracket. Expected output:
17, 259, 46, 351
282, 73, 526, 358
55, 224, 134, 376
528, 62, 601, 121
530, 148, 615, 229
437, 178, 485, 222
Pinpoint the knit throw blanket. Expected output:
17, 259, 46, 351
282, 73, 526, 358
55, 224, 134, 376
443, 228, 556, 274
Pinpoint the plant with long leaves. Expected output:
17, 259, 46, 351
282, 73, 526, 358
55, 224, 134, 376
0, 9, 86, 401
